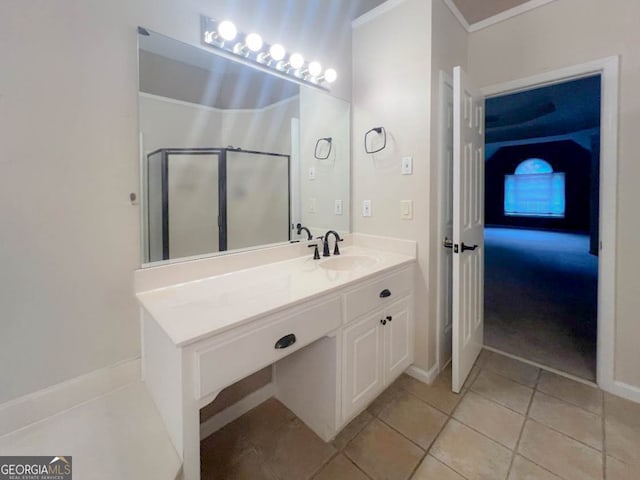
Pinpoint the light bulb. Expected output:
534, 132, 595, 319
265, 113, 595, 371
245, 33, 263, 52
289, 53, 304, 70
269, 44, 286, 61
324, 68, 338, 83
217, 21, 237, 41
308, 61, 322, 77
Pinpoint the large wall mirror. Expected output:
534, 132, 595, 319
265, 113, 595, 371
138, 29, 350, 266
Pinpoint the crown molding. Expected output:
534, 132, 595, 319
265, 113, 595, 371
352, 0, 410, 29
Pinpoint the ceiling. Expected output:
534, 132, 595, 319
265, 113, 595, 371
486, 75, 601, 145
450, 0, 532, 24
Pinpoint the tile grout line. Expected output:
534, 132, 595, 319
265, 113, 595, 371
403, 385, 472, 480
510, 371, 597, 480
482, 345, 597, 388
505, 365, 541, 479
536, 387, 603, 417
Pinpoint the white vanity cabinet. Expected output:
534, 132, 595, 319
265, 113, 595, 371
341, 268, 414, 422
137, 243, 416, 480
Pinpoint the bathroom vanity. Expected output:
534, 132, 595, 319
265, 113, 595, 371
135, 235, 416, 480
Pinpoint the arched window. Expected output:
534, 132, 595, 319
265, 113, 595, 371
504, 158, 565, 218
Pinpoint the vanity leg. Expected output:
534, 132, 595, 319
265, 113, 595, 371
180, 349, 203, 480
181, 399, 201, 480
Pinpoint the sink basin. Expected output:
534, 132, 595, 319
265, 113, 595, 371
319, 255, 377, 271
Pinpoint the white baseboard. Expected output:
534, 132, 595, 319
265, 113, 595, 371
200, 383, 275, 440
604, 380, 640, 404
405, 363, 439, 385
0, 358, 141, 438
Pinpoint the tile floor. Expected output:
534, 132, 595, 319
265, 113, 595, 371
201, 350, 640, 480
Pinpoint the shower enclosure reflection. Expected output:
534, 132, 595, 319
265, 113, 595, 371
146, 148, 289, 262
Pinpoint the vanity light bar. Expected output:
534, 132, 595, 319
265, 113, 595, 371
201, 16, 337, 90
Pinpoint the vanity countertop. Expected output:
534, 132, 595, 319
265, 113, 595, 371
136, 245, 415, 347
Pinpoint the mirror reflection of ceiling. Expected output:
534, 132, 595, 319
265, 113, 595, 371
139, 31, 299, 110
486, 75, 601, 144
451, 0, 531, 24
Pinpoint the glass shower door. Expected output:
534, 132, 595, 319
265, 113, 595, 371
226, 150, 290, 251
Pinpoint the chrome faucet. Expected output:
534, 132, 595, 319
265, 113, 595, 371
323, 230, 343, 256
296, 223, 312, 240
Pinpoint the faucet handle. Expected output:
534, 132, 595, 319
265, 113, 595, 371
333, 237, 343, 256
308, 243, 320, 260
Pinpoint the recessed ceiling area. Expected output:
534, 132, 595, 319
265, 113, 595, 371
486, 75, 601, 144
451, 0, 530, 24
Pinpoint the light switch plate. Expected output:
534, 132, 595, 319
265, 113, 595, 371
308, 167, 316, 180
334, 199, 343, 215
362, 200, 372, 217
400, 200, 413, 219
401, 156, 413, 175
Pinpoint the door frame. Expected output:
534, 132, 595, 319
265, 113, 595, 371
479, 56, 619, 394
435, 70, 454, 371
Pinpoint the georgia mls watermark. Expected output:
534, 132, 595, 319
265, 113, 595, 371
0, 456, 72, 480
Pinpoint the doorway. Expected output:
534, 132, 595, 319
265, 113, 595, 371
483, 76, 601, 381
438, 57, 619, 392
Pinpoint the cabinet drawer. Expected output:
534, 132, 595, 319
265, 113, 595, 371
195, 297, 341, 400
344, 267, 413, 324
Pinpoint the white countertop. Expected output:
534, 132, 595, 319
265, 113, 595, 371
136, 245, 415, 347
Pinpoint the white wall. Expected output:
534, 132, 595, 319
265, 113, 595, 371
139, 95, 225, 153
0, 0, 356, 405
222, 97, 298, 155
467, 0, 640, 390
352, 0, 432, 370
299, 88, 351, 236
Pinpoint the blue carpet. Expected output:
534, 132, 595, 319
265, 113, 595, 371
484, 227, 598, 380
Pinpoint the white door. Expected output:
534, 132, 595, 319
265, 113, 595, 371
342, 311, 384, 421
452, 66, 485, 393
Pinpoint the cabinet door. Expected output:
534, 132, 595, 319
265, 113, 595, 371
384, 297, 413, 384
342, 311, 384, 421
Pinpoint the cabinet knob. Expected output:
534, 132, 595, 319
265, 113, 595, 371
274, 333, 297, 349
380, 319, 387, 326
386, 315, 393, 322
379, 289, 391, 298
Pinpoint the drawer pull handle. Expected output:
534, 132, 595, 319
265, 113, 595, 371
274, 333, 297, 349
386, 315, 393, 322
380, 318, 387, 326
379, 289, 391, 298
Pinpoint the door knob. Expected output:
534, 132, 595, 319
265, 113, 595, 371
461, 242, 478, 252
442, 237, 453, 249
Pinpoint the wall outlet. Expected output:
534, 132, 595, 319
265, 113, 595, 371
401, 156, 413, 175
308, 167, 316, 180
334, 199, 343, 215
362, 200, 372, 217
400, 200, 413, 220
308, 197, 316, 213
